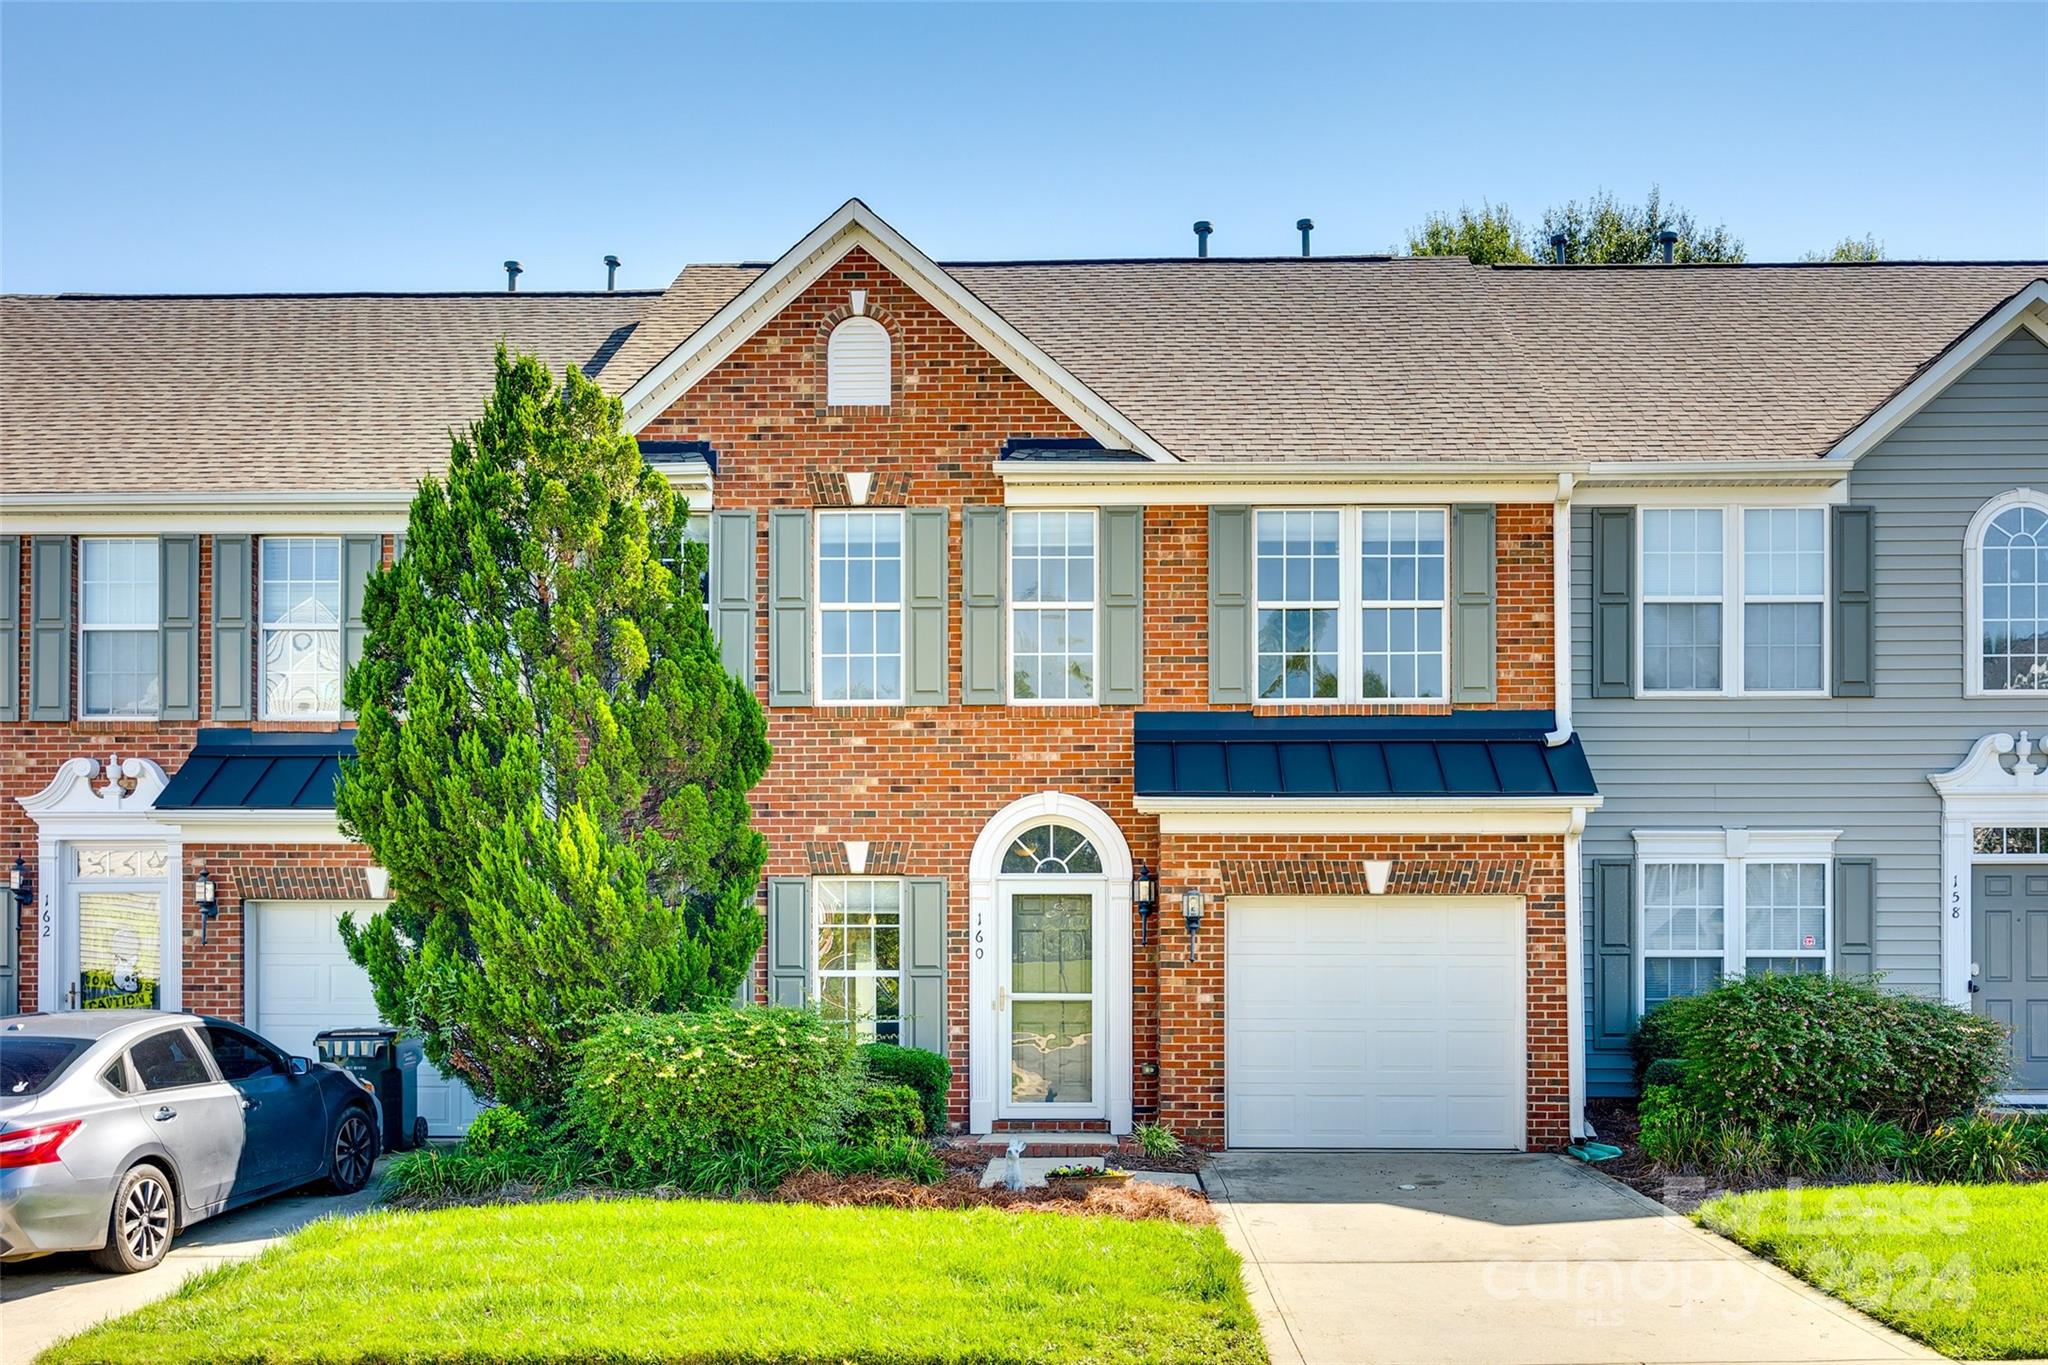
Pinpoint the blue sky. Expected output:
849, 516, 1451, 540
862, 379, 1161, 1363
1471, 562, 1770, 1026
3, 2, 2043, 294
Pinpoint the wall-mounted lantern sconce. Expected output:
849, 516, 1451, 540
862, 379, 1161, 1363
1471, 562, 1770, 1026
1182, 889, 1206, 961
1132, 862, 1158, 945
194, 866, 219, 943
1363, 859, 1395, 895
10, 855, 32, 925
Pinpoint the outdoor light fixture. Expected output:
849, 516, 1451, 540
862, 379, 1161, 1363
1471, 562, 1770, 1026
1131, 862, 1158, 945
10, 855, 31, 924
1182, 889, 1205, 961
194, 866, 219, 943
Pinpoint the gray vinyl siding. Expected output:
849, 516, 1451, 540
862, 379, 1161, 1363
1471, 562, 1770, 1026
1577, 330, 2048, 1096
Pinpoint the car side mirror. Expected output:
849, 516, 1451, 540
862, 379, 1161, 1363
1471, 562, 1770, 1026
289, 1056, 311, 1076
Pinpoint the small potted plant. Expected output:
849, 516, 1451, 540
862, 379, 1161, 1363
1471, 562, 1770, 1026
1043, 1163, 1134, 1197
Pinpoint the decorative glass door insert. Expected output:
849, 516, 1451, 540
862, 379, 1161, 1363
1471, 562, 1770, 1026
1002, 890, 1103, 1112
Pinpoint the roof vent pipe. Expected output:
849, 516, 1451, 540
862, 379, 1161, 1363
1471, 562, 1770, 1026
1548, 232, 1567, 265
1193, 220, 1213, 258
1297, 218, 1314, 257
504, 260, 523, 292
1656, 229, 1678, 265
604, 254, 621, 291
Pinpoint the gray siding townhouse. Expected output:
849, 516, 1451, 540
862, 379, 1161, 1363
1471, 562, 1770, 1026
1575, 280, 2048, 1100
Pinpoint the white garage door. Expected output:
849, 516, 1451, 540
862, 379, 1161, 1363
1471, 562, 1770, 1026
1227, 897, 1524, 1150
250, 902, 482, 1137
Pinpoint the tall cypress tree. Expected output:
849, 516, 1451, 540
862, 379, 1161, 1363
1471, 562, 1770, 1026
336, 347, 769, 1108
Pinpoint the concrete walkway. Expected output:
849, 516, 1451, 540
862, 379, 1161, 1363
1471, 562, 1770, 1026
0, 1179, 379, 1365
1203, 1151, 1939, 1365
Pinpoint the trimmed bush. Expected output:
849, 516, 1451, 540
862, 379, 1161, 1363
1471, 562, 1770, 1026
1642, 1058, 1689, 1089
462, 1105, 540, 1160
1661, 974, 2006, 1129
857, 1043, 950, 1134
567, 1007, 856, 1185
1630, 1002, 1693, 1086
843, 1083, 925, 1142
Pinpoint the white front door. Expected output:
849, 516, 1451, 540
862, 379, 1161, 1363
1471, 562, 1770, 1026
250, 902, 482, 1137
997, 883, 1106, 1120
1227, 896, 1526, 1149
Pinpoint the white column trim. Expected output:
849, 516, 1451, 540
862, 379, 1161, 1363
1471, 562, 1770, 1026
966, 790, 1134, 1136
1930, 731, 2048, 1006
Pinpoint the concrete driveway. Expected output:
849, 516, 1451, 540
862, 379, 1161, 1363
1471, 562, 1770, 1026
1204, 1151, 1938, 1365
0, 1179, 378, 1365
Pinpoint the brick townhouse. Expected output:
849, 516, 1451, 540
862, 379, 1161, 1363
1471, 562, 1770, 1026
4, 200, 2044, 1146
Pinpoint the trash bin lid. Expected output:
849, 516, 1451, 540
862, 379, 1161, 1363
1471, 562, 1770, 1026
313, 1025, 400, 1039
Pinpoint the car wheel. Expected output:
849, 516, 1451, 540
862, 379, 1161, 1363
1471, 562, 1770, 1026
89, 1164, 175, 1273
411, 1116, 429, 1150
327, 1107, 379, 1193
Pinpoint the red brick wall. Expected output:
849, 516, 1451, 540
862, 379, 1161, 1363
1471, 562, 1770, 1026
1154, 830, 1571, 1151
179, 843, 377, 1017
639, 247, 1563, 1136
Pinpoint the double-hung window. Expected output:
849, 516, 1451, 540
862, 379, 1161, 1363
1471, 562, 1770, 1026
1010, 510, 1096, 702
261, 537, 343, 719
817, 510, 903, 703
79, 538, 160, 719
1641, 506, 1827, 696
1636, 831, 1836, 1010
1254, 507, 1448, 703
813, 878, 903, 1042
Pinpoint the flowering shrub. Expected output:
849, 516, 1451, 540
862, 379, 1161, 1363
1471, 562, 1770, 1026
566, 1007, 856, 1184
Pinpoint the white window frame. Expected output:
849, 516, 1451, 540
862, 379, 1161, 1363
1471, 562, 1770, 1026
1007, 508, 1098, 706
811, 876, 906, 1043
259, 535, 344, 721
1964, 488, 2048, 698
77, 536, 160, 720
1252, 506, 1451, 705
1636, 503, 1830, 699
1633, 828, 1841, 1013
814, 508, 904, 706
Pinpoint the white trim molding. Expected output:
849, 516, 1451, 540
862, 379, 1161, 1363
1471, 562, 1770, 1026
966, 790, 1134, 1136
1136, 796, 1600, 837
1931, 730, 2048, 1006
1825, 280, 2048, 464
1964, 489, 2048, 699
618, 199, 1174, 462
16, 756, 182, 1014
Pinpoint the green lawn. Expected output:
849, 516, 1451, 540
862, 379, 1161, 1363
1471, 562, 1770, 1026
1698, 1183, 2048, 1360
40, 1198, 1267, 1365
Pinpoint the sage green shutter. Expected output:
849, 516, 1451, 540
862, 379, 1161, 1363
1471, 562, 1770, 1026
1834, 857, 1875, 979
339, 535, 379, 721
0, 536, 18, 722
1451, 504, 1497, 703
767, 509, 812, 706
1590, 507, 1635, 699
158, 535, 200, 721
903, 508, 949, 706
1831, 505, 1875, 698
902, 877, 947, 1055
28, 536, 70, 721
1208, 506, 1253, 704
1591, 857, 1636, 1053
212, 535, 254, 721
709, 510, 757, 686
960, 506, 1005, 704
1099, 506, 1144, 705
766, 877, 811, 1006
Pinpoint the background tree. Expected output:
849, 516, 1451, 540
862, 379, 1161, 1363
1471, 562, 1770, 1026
1403, 201, 1533, 264
1805, 234, 1884, 262
336, 348, 770, 1108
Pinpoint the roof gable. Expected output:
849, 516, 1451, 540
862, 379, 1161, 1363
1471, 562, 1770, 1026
613, 199, 1176, 461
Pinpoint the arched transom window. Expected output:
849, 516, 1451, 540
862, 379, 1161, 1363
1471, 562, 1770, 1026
1001, 822, 1103, 875
826, 315, 891, 407
1977, 495, 2048, 693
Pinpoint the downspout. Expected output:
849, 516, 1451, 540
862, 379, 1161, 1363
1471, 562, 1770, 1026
1546, 471, 1575, 746
1565, 805, 1588, 1141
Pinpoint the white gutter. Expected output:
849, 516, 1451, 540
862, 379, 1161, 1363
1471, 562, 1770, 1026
3, 489, 416, 515
1564, 805, 1589, 1141
1547, 472, 1574, 747
1579, 458, 1849, 486
998, 459, 1579, 486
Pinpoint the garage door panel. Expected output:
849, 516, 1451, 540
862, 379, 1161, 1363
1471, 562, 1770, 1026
1227, 898, 1524, 1150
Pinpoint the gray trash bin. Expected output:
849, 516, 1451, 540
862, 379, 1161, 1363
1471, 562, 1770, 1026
314, 1026, 430, 1150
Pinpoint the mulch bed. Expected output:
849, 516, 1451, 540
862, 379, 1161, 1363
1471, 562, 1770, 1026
934, 1136, 1208, 1176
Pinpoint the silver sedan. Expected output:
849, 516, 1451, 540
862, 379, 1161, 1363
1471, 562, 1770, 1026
1, 1010, 380, 1272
